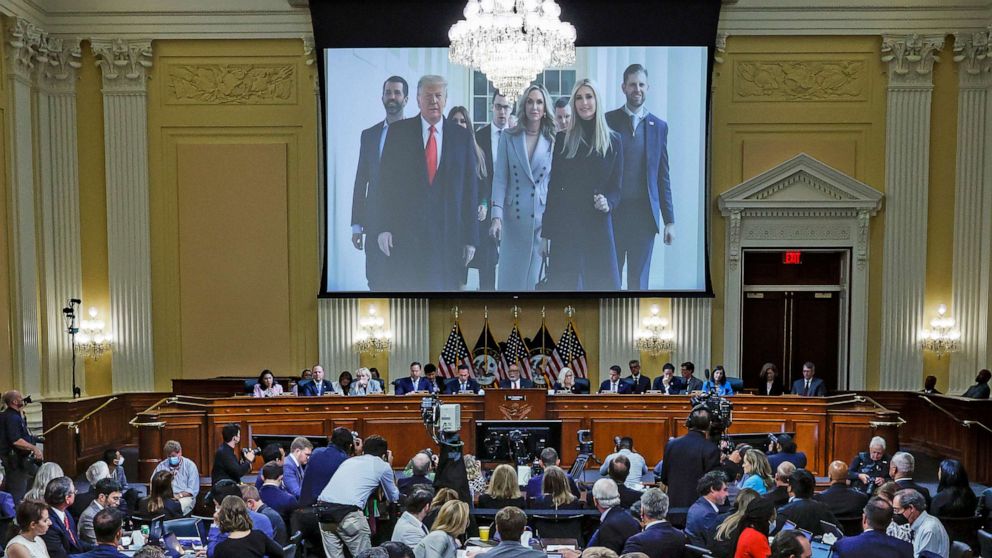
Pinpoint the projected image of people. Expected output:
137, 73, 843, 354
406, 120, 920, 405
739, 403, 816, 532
324, 47, 707, 294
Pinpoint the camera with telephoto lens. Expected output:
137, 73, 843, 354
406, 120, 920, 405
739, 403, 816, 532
242, 447, 260, 457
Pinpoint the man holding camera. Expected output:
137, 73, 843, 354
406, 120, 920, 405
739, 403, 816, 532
211, 423, 255, 486
1, 390, 42, 503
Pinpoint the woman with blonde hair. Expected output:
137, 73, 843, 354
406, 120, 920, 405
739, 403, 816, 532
413, 500, 469, 558
424, 487, 460, 529
489, 83, 557, 291
553, 367, 585, 394
740, 449, 775, 495
478, 464, 526, 509
541, 78, 622, 290
534, 466, 581, 509
711, 488, 760, 558
350, 367, 383, 395
463, 454, 487, 499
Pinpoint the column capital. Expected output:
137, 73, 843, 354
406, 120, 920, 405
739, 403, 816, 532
881, 34, 944, 86
714, 32, 728, 65
302, 35, 315, 66
91, 38, 153, 92
953, 28, 992, 87
5, 17, 44, 82
36, 36, 82, 93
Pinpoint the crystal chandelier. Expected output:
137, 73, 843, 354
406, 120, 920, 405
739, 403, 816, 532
920, 304, 961, 359
449, 0, 576, 103
77, 307, 113, 360
354, 305, 392, 355
635, 305, 675, 356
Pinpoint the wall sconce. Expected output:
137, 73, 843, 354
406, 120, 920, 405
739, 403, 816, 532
635, 305, 675, 355
354, 305, 392, 355
77, 307, 112, 360
920, 303, 961, 359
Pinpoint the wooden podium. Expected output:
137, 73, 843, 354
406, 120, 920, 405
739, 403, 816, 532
483, 388, 547, 420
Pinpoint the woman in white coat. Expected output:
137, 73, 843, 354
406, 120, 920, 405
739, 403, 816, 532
490, 84, 556, 291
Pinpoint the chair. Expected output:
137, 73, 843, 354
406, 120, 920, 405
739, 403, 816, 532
727, 377, 744, 393
685, 544, 715, 558
573, 378, 591, 394
282, 531, 303, 558
532, 514, 584, 547
978, 529, 992, 558
244, 379, 258, 394
163, 517, 201, 537
939, 516, 981, 553
835, 515, 862, 537
951, 540, 975, 558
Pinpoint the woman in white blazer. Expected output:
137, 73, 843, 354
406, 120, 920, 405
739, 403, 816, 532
349, 367, 383, 396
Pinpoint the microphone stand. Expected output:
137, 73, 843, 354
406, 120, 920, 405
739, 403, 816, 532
63, 299, 82, 399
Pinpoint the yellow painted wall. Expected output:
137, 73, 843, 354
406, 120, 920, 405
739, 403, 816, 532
0, 28, 13, 390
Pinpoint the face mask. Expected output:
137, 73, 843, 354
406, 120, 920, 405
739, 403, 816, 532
168, 456, 180, 467
892, 513, 909, 526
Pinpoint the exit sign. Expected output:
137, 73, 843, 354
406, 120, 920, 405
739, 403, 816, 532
783, 251, 803, 265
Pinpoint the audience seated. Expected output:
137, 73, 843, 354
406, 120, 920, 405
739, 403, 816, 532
621, 489, 686, 558
137, 471, 182, 520
212, 496, 283, 558
685, 471, 729, 547
600, 438, 648, 489
814, 461, 869, 519
707, 488, 760, 558
398, 452, 433, 497
69, 461, 110, 521
78, 479, 122, 545
876, 481, 913, 544
151, 440, 200, 515
770, 530, 811, 558
831, 497, 913, 558
734, 497, 776, 558
258, 461, 298, 519
777, 469, 837, 536
206, 482, 274, 558
848, 436, 891, 493
42, 477, 93, 558
587, 479, 641, 555
740, 450, 774, 496
413, 500, 468, 558
478, 464, 527, 510
423, 488, 459, 530
764, 462, 794, 509
390, 487, 433, 548
526, 448, 580, 500
921, 375, 941, 395
6, 499, 56, 558
25, 462, 64, 502
962, 368, 991, 399
892, 488, 949, 558
890, 452, 931, 509
0, 469, 14, 519
766, 434, 806, 471
464, 454, 487, 499
930, 458, 977, 518
73, 508, 129, 558
240, 484, 287, 545
476, 506, 545, 558
532, 466, 582, 510
605, 456, 644, 510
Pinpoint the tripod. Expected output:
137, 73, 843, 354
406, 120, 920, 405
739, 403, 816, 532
62, 298, 82, 398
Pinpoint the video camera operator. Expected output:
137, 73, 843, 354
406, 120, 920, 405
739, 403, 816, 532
211, 423, 255, 486
848, 436, 891, 493
658, 407, 721, 510
767, 433, 807, 470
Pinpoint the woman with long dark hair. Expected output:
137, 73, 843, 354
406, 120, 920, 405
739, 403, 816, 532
932, 458, 977, 517
139, 470, 183, 519
734, 497, 775, 558
252, 369, 283, 398
703, 366, 735, 396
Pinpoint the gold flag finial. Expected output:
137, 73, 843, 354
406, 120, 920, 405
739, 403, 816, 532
452, 306, 460, 320
564, 305, 575, 318
484, 305, 489, 319
511, 305, 521, 320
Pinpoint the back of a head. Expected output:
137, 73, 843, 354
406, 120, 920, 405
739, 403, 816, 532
431, 487, 460, 509
330, 427, 355, 453
609, 454, 631, 483
639, 488, 669, 521
592, 478, 620, 508
221, 423, 240, 443
687, 407, 711, 432
770, 530, 807, 558
895, 488, 927, 513
619, 553, 649, 558
406, 487, 433, 515
891, 451, 914, 475
410, 452, 431, 475
86, 460, 111, 484
618, 437, 634, 451
495, 506, 528, 541
354, 549, 389, 558
379, 541, 415, 558
261, 460, 283, 481
261, 443, 283, 463
540, 447, 559, 467
581, 548, 619, 558
828, 461, 849, 483
777, 434, 797, 454
789, 469, 816, 499
212, 480, 243, 506
240, 484, 260, 502
364, 435, 388, 459
863, 496, 893, 531
134, 546, 167, 558
697, 470, 727, 496
93, 508, 124, 544
775, 461, 796, 482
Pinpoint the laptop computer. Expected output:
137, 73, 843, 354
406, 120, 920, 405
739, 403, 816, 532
811, 540, 835, 558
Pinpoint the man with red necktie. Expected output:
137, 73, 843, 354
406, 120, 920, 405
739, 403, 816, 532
43, 476, 94, 558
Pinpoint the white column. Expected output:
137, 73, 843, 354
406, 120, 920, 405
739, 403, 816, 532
317, 299, 360, 375
37, 37, 84, 398
92, 38, 155, 392
878, 35, 943, 390
598, 298, 638, 379
4, 18, 43, 397
389, 298, 430, 380
672, 298, 713, 372
950, 30, 992, 393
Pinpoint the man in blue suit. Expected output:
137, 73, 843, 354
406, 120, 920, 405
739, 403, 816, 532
42, 477, 93, 558
587, 479, 641, 555
685, 470, 729, 547
394, 361, 434, 395
73, 508, 129, 558
283, 436, 312, 499
625, 360, 651, 394
498, 364, 534, 389
606, 64, 675, 291
371, 74, 480, 292
791, 361, 827, 396
832, 497, 914, 558
445, 364, 481, 394
351, 76, 408, 291
621, 488, 687, 558
298, 365, 336, 396
652, 363, 684, 394
599, 365, 632, 394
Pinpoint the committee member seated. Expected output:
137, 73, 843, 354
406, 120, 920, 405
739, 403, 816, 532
552, 367, 586, 394
758, 362, 784, 396
892, 489, 949, 558
685, 470, 728, 547
625, 360, 651, 394
299, 365, 336, 396
78, 479, 122, 545
832, 497, 913, 558
252, 369, 283, 398
962, 368, 991, 399
849, 436, 891, 493
391, 487, 433, 548
138, 471, 182, 520
212, 423, 255, 486
477, 506, 545, 558
395, 362, 434, 395
701, 366, 734, 396
599, 366, 632, 394
478, 464, 526, 509
532, 466, 582, 510
351, 367, 384, 396
890, 452, 931, 509
651, 363, 683, 395
679, 362, 704, 393
791, 362, 826, 396
335, 371, 353, 395
74, 508, 129, 558
600, 437, 648, 489
587, 479, 640, 555
241, 484, 287, 546
445, 364, 480, 394
422, 364, 446, 395
42, 477, 93, 558
814, 461, 869, 519
767, 434, 807, 470
498, 364, 534, 389
621, 489, 686, 558
152, 439, 199, 515
931, 458, 977, 517
777, 469, 837, 536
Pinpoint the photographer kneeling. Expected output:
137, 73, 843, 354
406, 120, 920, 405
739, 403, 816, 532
767, 434, 807, 471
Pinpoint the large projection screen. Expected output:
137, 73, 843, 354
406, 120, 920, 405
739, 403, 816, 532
311, 0, 721, 297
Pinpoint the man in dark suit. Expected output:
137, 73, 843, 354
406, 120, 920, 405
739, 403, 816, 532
587, 479, 641, 555
625, 360, 651, 394
606, 64, 675, 290
685, 470, 729, 547
815, 461, 869, 519
396, 452, 433, 496
351, 76, 408, 291
890, 451, 931, 509
778, 470, 838, 536
659, 407, 721, 510
394, 362, 434, 395
652, 363, 683, 395
371, 74, 480, 291
606, 456, 644, 509
258, 461, 299, 520
298, 365, 336, 396
679, 361, 704, 393
480, 506, 546, 558
791, 361, 827, 396
765, 462, 795, 508
471, 92, 512, 291
832, 497, 914, 558
622, 488, 687, 558
499, 364, 534, 389
528, 448, 580, 500
600, 365, 633, 394
43, 477, 93, 558
770, 530, 813, 558
962, 368, 991, 399
445, 364, 481, 394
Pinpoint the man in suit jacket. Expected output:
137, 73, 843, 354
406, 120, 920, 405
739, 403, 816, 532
482, 506, 546, 558
832, 497, 914, 558
283, 436, 312, 499
765, 462, 796, 508
397, 452, 433, 496
890, 451, 932, 509
527, 448, 580, 500
962, 368, 991, 399
652, 363, 684, 395
679, 362, 704, 393
606, 64, 675, 291
371, 74, 479, 292
778, 470, 838, 536
78, 479, 122, 545
599, 366, 633, 394
73, 508, 130, 558
791, 361, 827, 396
258, 462, 299, 519
815, 461, 870, 519
298, 365, 336, 396
351, 76, 408, 291
622, 489, 687, 558
390, 487, 433, 548
587, 479, 641, 555
499, 364, 534, 389
445, 364, 481, 394
43, 477, 94, 558
659, 407, 721, 510
625, 360, 652, 394
685, 471, 729, 547
471, 93, 512, 291
395, 361, 435, 395
241, 484, 288, 545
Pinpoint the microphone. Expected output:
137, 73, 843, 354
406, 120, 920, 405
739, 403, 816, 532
703, 368, 710, 380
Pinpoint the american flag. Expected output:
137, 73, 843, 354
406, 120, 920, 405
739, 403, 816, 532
472, 319, 502, 380
550, 321, 589, 378
530, 321, 558, 385
438, 323, 472, 379
499, 324, 533, 380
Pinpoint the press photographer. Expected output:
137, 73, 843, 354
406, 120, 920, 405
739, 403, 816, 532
849, 436, 891, 493
767, 433, 807, 470
0, 390, 42, 502
211, 423, 255, 486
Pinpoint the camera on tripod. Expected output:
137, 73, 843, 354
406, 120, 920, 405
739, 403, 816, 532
576, 429, 594, 455
420, 394, 461, 444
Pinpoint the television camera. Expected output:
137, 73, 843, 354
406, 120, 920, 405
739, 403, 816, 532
420, 393, 462, 445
